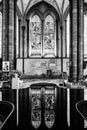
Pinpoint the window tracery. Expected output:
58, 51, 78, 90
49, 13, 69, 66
29, 13, 56, 57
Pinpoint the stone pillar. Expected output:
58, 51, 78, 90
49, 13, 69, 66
2, 0, 16, 70
69, 0, 78, 82
9, 0, 16, 70
14, 0, 17, 69
2, 0, 9, 61
77, 0, 84, 81
69, 0, 84, 82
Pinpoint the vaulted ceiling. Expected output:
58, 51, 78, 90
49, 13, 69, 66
17, 0, 87, 17
17, 0, 69, 16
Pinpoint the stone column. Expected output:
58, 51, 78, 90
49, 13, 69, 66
2, 0, 16, 70
69, 0, 84, 82
9, 0, 16, 70
77, 0, 84, 81
2, 0, 9, 61
69, 0, 78, 82
14, 0, 17, 69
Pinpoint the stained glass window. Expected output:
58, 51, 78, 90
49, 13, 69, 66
43, 15, 56, 57
29, 13, 56, 57
29, 15, 42, 57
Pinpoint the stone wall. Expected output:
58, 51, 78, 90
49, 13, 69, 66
17, 58, 69, 76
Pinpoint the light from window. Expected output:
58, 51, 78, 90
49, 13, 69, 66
67, 14, 70, 57
29, 15, 42, 57
43, 15, 56, 57
29, 13, 56, 58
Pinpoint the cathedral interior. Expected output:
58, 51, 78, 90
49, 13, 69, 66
0, 0, 87, 130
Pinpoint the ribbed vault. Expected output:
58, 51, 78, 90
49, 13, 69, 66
17, 0, 69, 16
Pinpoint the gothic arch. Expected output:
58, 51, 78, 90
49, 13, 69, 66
24, 0, 61, 19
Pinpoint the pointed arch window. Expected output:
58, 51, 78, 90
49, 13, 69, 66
43, 15, 56, 57
29, 14, 42, 57
29, 13, 56, 57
